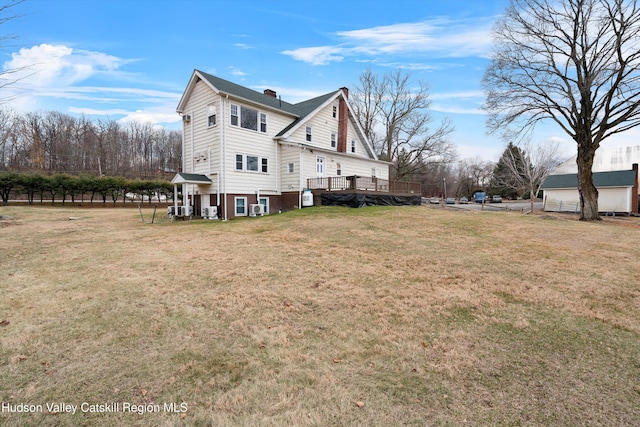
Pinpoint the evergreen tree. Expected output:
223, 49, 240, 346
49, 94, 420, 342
489, 142, 528, 199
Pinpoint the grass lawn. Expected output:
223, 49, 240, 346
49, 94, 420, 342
1, 205, 639, 426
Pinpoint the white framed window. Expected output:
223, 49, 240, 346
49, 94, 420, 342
332, 104, 337, 118
247, 155, 259, 171
351, 140, 356, 153
230, 103, 266, 133
336, 163, 342, 176
288, 163, 294, 173
241, 106, 258, 131
230, 104, 239, 126
207, 103, 217, 127
235, 154, 268, 173
259, 197, 269, 215
306, 126, 312, 142
331, 133, 336, 148
235, 197, 247, 216
260, 113, 267, 133
371, 168, 377, 178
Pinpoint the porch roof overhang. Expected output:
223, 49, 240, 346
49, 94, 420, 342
171, 173, 212, 185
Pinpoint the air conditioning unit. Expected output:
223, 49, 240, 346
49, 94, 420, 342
249, 204, 264, 217
201, 206, 218, 220
167, 206, 176, 217
183, 206, 193, 217
182, 114, 191, 123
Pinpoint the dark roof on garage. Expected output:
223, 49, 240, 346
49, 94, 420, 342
541, 170, 637, 189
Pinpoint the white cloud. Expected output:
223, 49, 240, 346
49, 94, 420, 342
118, 110, 182, 125
281, 46, 346, 66
2, 43, 181, 127
282, 18, 494, 65
3, 44, 134, 88
230, 67, 248, 77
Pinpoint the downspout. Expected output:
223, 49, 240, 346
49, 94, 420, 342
222, 94, 228, 221
191, 111, 195, 173
299, 146, 303, 209
186, 111, 194, 211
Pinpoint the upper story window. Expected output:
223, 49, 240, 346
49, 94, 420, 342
288, 163, 294, 173
235, 154, 243, 170
207, 103, 217, 127
230, 104, 239, 126
230, 103, 267, 133
260, 113, 267, 133
331, 133, 336, 148
306, 126, 312, 142
332, 105, 337, 118
351, 140, 356, 153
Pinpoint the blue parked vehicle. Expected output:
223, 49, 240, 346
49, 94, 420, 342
473, 192, 486, 203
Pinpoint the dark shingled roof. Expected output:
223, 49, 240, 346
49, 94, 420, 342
541, 170, 636, 189
172, 173, 212, 183
197, 70, 340, 123
191, 69, 371, 156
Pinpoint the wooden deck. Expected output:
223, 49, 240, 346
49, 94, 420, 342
307, 175, 421, 195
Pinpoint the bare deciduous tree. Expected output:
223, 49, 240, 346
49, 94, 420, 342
352, 68, 455, 181
0, 0, 33, 103
483, 0, 640, 220
495, 140, 567, 212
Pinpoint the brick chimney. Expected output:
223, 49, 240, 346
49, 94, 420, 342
264, 89, 277, 98
337, 88, 349, 153
633, 163, 638, 214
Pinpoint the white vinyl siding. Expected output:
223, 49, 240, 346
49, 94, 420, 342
180, 80, 221, 183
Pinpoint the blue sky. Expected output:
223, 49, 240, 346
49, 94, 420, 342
2, 0, 607, 162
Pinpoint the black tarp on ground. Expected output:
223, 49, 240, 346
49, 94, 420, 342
320, 192, 421, 208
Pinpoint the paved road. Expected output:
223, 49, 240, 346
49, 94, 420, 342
428, 201, 543, 212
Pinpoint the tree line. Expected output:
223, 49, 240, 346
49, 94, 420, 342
0, 109, 182, 178
0, 171, 173, 206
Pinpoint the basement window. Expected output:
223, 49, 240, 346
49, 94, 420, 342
235, 197, 247, 216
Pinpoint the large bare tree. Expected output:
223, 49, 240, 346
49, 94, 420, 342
352, 68, 455, 181
483, 0, 640, 220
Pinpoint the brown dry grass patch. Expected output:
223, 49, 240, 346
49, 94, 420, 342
0, 205, 639, 426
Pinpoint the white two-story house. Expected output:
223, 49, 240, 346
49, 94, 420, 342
172, 69, 391, 219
